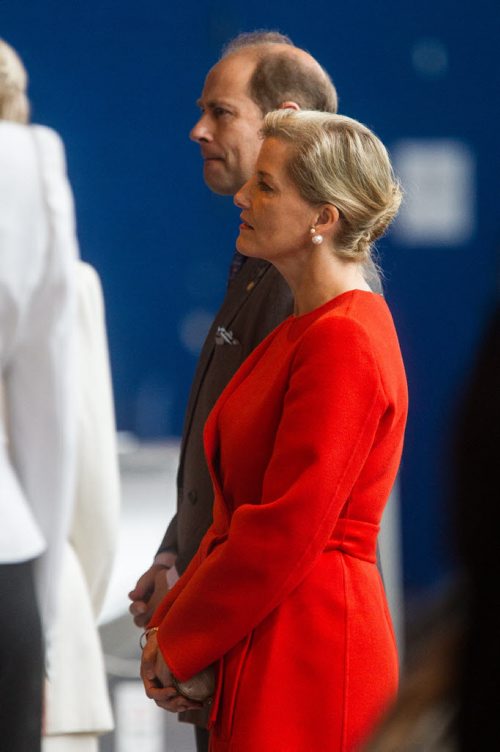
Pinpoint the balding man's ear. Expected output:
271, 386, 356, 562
279, 101, 300, 111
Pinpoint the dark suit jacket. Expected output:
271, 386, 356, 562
159, 258, 293, 574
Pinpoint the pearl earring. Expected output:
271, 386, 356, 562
310, 227, 324, 246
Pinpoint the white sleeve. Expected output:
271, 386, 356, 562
70, 262, 121, 619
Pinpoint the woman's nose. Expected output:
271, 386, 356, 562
234, 182, 250, 209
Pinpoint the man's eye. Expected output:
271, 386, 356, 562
258, 181, 273, 192
214, 107, 230, 118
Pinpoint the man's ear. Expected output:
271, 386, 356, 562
278, 100, 300, 111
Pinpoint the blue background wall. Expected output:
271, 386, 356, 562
2, 0, 499, 599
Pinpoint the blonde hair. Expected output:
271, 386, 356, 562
262, 110, 402, 262
0, 39, 29, 123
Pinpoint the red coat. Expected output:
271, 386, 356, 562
152, 290, 408, 751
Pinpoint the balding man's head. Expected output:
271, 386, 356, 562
221, 33, 338, 116
190, 31, 338, 196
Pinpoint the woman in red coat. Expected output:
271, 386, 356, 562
142, 111, 407, 751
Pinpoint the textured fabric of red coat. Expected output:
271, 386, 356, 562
151, 290, 408, 751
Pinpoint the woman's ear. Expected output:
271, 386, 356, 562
314, 205, 340, 237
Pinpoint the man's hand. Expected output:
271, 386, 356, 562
128, 554, 176, 627
141, 631, 201, 713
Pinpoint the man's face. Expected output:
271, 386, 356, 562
190, 53, 265, 196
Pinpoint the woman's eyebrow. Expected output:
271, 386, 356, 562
257, 170, 276, 182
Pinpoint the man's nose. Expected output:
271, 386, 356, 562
189, 115, 212, 143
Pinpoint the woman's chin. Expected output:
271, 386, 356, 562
235, 238, 252, 257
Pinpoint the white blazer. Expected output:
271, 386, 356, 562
0, 122, 77, 647
45, 262, 119, 735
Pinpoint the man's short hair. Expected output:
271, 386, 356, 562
221, 30, 338, 116
221, 30, 294, 56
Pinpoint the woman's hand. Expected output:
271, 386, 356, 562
140, 630, 202, 713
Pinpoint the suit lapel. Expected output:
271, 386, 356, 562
203, 312, 286, 515
178, 258, 272, 480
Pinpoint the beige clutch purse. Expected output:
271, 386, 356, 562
173, 665, 216, 703
141, 628, 215, 703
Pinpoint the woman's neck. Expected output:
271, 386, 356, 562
274, 246, 371, 317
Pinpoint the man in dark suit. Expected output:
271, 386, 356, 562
129, 31, 339, 751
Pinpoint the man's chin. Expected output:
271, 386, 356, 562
203, 178, 235, 196
203, 166, 239, 196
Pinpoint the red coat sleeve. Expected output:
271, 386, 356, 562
157, 316, 387, 681
148, 525, 217, 626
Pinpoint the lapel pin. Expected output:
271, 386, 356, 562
215, 326, 240, 346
